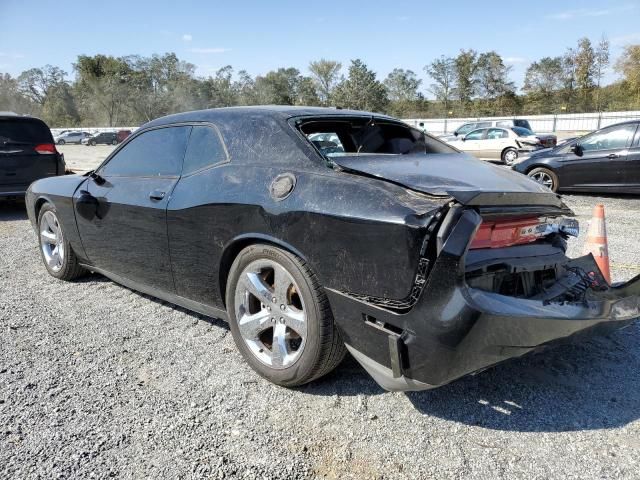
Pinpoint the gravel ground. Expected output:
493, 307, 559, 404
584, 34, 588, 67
58, 145, 115, 174
1, 193, 639, 480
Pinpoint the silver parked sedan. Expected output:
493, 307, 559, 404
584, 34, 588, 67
449, 126, 555, 165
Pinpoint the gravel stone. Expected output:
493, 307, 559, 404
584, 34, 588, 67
1, 194, 639, 479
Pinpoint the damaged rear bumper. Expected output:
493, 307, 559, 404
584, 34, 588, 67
326, 209, 640, 391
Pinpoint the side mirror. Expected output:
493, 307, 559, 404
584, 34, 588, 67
453, 131, 459, 137
460, 135, 466, 142
570, 144, 583, 157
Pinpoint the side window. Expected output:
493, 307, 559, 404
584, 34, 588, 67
101, 126, 191, 177
456, 123, 476, 135
579, 124, 637, 152
182, 125, 228, 175
465, 129, 486, 140
487, 128, 508, 139
476, 121, 492, 128
496, 121, 511, 127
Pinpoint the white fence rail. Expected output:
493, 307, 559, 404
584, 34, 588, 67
403, 111, 640, 135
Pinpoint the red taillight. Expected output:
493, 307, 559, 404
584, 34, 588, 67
34, 143, 57, 154
470, 217, 544, 249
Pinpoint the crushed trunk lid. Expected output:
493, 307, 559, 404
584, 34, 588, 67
332, 152, 564, 207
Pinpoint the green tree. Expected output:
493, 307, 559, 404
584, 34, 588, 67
210, 65, 237, 106
74, 55, 133, 126
523, 57, 564, 113
475, 52, 515, 115
16, 65, 80, 125
308, 59, 342, 105
333, 59, 388, 112
615, 44, 640, 107
575, 37, 596, 110
233, 70, 258, 105
594, 36, 610, 111
0, 73, 39, 115
383, 68, 422, 117
425, 56, 456, 117
453, 49, 478, 110
254, 68, 302, 105
17, 65, 67, 106
296, 76, 321, 105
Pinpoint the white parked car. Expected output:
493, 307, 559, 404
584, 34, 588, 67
449, 126, 555, 165
54, 131, 92, 145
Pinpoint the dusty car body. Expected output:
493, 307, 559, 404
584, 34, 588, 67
25, 107, 640, 391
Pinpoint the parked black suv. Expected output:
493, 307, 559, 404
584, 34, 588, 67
84, 132, 118, 146
1, 114, 65, 198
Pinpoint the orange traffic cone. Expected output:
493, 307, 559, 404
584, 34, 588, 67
582, 204, 611, 285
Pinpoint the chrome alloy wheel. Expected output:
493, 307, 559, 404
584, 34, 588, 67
40, 210, 65, 272
530, 171, 554, 189
234, 259, 307, 369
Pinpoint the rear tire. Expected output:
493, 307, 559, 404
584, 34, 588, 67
501, 147, 518, 165
90, 140, 96, 146
111, 139, 118, 145
226, 244, 346, 387
528, 167, 559, 192
37, 203, 86, 281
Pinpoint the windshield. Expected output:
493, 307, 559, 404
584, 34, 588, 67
512, 127, 535, 137
300, 117, 457, 159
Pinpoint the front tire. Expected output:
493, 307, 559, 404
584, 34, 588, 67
37, 203, 85, 280
90, 140, 96, 146
226, 244, 346, 387
111, 139, 118, 145
502, 147, 518, 165
57, 139, 65, 145
528, 167, 559, 192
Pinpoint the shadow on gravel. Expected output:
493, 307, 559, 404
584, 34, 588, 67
0, 200, 28, 221
406, 326, 640, 432
300, 354, 386, 397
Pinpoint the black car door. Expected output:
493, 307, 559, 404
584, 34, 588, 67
555, 123, 637, 190
74, 125, 191, 292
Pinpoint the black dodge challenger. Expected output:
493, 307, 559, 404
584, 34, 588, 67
26, 107, 640, 391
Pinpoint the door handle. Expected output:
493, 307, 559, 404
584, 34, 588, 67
607, 153, 620, 159
149, 190, 166, 200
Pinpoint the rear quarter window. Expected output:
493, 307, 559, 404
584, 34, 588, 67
182, 125, 228, 175
0, 118, 53, 144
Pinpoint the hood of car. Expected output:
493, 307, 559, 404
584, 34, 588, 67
332, 152, 563, 207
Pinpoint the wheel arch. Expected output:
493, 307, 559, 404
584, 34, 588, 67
34, 195, 54, 222
501, 146, 517, 158
524, 163, 556, 175
218, 233, 311, 308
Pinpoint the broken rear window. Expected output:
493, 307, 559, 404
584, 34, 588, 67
298, 117, 456, 159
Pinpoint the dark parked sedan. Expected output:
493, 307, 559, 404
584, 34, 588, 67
25, 107, 640, 391
512, 120, 640, 193
83, 132, 118, 146
1, 114, 65, 197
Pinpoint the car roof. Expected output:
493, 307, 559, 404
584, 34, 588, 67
143, 106, 397, 129
0, 113, 46, 122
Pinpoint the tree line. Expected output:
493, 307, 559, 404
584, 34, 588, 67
1, 37, 639, 127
